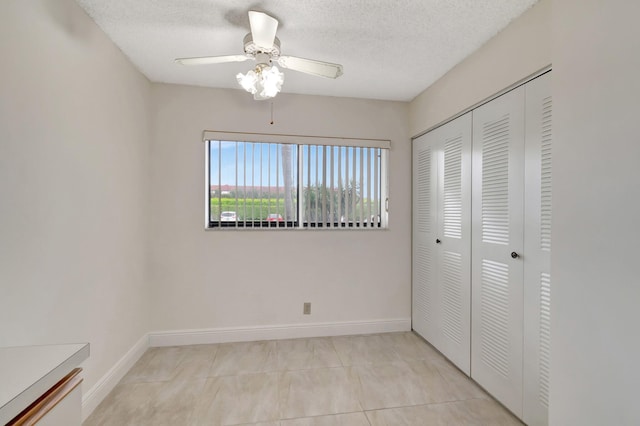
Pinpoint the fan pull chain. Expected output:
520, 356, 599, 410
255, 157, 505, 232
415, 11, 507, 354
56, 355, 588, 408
270, 101, 274, 125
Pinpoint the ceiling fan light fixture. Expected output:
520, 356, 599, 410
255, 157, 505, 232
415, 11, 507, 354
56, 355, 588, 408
237, 64, 284, 100
260, 65, 284, 98
236, 69, 259, 94
177, 11, 342, 101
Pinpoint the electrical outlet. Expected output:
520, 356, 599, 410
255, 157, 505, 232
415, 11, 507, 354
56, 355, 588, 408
303, 302, 311, 315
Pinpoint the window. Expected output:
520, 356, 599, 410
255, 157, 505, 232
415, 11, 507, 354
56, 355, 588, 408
204, 132, 389, 229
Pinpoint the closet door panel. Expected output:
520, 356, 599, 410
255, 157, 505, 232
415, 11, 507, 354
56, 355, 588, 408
436, 112, 472, 375
412, 131, 439, 346
471, 87, 525, 416
523, 72, 552, 426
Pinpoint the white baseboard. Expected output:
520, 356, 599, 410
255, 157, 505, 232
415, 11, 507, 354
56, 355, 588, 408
81, 334, 149, 421
148, 318, 411, 347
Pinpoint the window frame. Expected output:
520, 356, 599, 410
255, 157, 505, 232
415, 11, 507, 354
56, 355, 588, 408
204, 131, 390, 230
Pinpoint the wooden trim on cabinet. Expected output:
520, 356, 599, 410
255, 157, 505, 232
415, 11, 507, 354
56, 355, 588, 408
7, 368, 83, 426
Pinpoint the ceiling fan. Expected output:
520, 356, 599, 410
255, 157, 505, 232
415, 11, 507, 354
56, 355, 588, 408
175, 11, 344, 100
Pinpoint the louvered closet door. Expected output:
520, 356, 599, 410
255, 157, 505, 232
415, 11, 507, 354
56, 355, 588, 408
434, 112, 472, 375
471, 86, 525, 416
413, 130, 439, 346
413, 113, 471, 374
523, 72, 552, 426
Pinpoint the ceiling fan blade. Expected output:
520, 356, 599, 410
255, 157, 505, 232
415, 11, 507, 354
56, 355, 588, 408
278, 56, 344, 79
248, 11, 278, 50
174, 55, 251, 66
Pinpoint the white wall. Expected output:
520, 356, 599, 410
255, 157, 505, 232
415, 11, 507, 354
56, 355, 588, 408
149, 84, 411, 333
0, 0, 151, 400
550, 0, 640, 424
409, 0, 551, 136
408, 0, 640, 422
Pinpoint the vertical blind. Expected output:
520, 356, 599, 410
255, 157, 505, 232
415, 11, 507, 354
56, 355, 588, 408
205, 135, 389, 230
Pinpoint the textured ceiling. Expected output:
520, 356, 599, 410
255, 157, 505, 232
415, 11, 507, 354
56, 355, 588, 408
75, 0, 538, 101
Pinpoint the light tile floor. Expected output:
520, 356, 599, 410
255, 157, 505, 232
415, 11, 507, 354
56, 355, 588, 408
84, 332, 522, 425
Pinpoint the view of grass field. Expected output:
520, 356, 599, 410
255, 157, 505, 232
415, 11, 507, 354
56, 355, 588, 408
210, 198, 290, 221
210, 187, 379, 223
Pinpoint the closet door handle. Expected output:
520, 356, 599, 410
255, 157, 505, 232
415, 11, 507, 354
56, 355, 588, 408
436, 238, 441, 244
511, 251, 519, 259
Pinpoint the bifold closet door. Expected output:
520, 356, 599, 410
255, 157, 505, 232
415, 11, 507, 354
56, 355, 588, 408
523, 72, 552, 426
471, 86, 525, 416
434, 113, 472, 374
413, 112, 472, 374
413, 127, 440, 347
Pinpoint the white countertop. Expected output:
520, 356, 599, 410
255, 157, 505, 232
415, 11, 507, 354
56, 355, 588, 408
0, 343, 89, 425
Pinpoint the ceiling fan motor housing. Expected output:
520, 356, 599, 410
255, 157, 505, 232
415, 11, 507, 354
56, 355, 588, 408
243, 33, 281, 59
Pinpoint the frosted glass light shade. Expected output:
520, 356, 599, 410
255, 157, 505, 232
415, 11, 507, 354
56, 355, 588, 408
236, 70, 258, 94
237, 65, 284, 100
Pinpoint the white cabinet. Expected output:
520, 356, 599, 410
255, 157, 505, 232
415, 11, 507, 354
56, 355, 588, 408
412, 71, 552, 425
413, 112, 472, 375
0, 344, 88, 426
25, 370, 83, 426
37, 383, 82, 425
